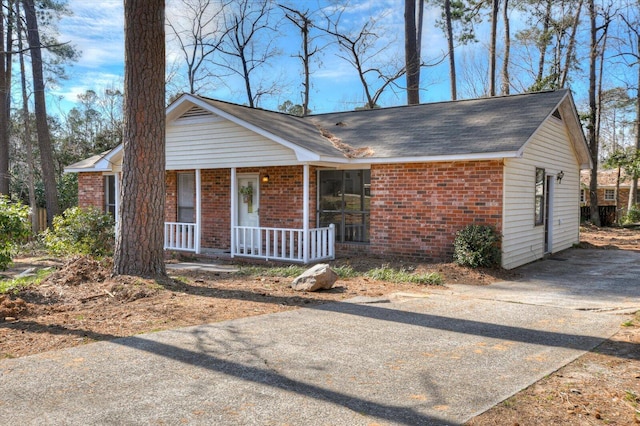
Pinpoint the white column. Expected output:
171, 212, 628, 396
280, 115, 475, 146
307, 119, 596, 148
303, 164, 310, 264
195, 169, 202, 254
114, 173, 120, 226
230, 167, 237, 258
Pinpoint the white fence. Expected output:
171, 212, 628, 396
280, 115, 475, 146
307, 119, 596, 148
232, 224, 335, 263
164, 222, 197, 252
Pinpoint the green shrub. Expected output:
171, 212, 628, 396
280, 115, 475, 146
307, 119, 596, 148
453, 224, 501, 268
43, 207, 115, 257
0, 196, 31, 270
622, 204, 640, 225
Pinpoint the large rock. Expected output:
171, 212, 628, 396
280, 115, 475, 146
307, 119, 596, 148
291, 264, 338, 292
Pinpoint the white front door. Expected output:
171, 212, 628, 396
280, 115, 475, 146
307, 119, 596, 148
237, 175, 260, 252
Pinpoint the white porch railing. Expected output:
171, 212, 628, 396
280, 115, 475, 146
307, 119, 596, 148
164, 222, 197, 252
232, 224, 335, 263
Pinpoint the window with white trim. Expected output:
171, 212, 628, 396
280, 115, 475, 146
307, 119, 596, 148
318, 169, 370, 243
604, 189, 615, 201
178, 172, 195, 223
104, 175, 116, 217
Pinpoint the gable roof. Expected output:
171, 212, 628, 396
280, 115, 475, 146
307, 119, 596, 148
64, 145, 123, 173
177, 89, 589, 165
66, 89, 591, 173
580, 169, 634, 188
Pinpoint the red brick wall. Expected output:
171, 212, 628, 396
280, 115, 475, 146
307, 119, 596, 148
78, 172, 104, 210
165, 171, 177, 222
369, 161, 503, 261
201, 169, 231, 249
584, 188, 632, 209
259, 165, 316, 229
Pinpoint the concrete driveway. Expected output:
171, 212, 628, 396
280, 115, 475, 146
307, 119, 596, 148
1, 249, 639, 425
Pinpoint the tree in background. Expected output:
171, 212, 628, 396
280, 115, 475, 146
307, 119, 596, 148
0, 0, 15, 195
322, 6, 405, 109
431, 0, 481, 99
279, 4, 324, 115
619, 0, 640, 210
166, 0, 229, 95
217, 0, 279, 108
113, 0, 166, 278
404, 0, 424, 104
22, 0, 59, 226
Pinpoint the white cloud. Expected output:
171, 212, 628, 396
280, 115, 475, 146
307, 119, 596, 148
59, 0, 124, 70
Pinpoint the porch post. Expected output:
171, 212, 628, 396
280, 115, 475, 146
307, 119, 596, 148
114, 173, 120, 226
195, 168, 201, 254
303, 164, 310, 264
230, 167, 237, 258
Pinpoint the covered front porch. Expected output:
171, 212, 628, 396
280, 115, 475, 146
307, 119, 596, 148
163, 166, 336, 264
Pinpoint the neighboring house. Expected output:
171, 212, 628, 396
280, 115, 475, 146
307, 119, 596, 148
580, 169, 638, 209
65, 89, 590, 270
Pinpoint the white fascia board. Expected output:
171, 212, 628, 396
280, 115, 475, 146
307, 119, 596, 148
171, 95, 321, 162
333, 151, 520, 165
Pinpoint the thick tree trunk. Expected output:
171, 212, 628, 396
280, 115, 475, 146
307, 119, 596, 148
488, 0, 499, 96
23, 0, 59, 225
405, 0, 420, 104
500, 0, 510, 95
587, 0, 600, 226
444, 0, 456, 100
17, 0, 37, 232
113, 0, 166, 278
0, 1, 10, 195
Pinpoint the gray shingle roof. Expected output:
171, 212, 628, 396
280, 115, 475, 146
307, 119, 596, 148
199, 90, 572, 160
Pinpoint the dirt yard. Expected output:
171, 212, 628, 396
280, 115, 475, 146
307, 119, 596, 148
1, 226, 639, 424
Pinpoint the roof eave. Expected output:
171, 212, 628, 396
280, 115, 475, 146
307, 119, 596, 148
315, 151, 520, 165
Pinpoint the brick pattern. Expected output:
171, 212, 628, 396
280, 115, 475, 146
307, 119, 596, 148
77, 172, 104, 210
80, 162, 503, 263
201, 169, 231, 249
584, 188, 634, 210
259, 165, 316, 229
369, 161, 503, 261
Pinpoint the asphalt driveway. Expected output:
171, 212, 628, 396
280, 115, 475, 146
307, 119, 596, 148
1, 249, 639, 425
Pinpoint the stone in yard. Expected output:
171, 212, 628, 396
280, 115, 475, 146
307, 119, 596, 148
291, 264, 338, 292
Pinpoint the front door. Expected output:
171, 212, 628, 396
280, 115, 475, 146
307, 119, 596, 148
237, 175, 260, 252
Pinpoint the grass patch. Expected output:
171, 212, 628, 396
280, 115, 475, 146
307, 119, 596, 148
0, 267, 53, 294
235, 263, 442, 285
237, 265, 307, 278
365, 266, 443, 285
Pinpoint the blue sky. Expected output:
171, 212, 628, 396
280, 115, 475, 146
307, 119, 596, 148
52, 0, 458, 115
51, 0, 628, 116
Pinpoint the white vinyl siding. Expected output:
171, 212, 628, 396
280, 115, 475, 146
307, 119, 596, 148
166, 114, 297, 170
502, 118, 581, 269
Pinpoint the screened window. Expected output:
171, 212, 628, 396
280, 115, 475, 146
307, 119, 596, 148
534, 168, 545, 226
178, 172, 195, 223
604, 189, 615, 201
104, 175, 116, 217
318, 169, 370, 243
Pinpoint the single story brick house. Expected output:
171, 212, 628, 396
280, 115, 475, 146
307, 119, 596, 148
65, 89, 590, 269
580, 169, 638, 210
